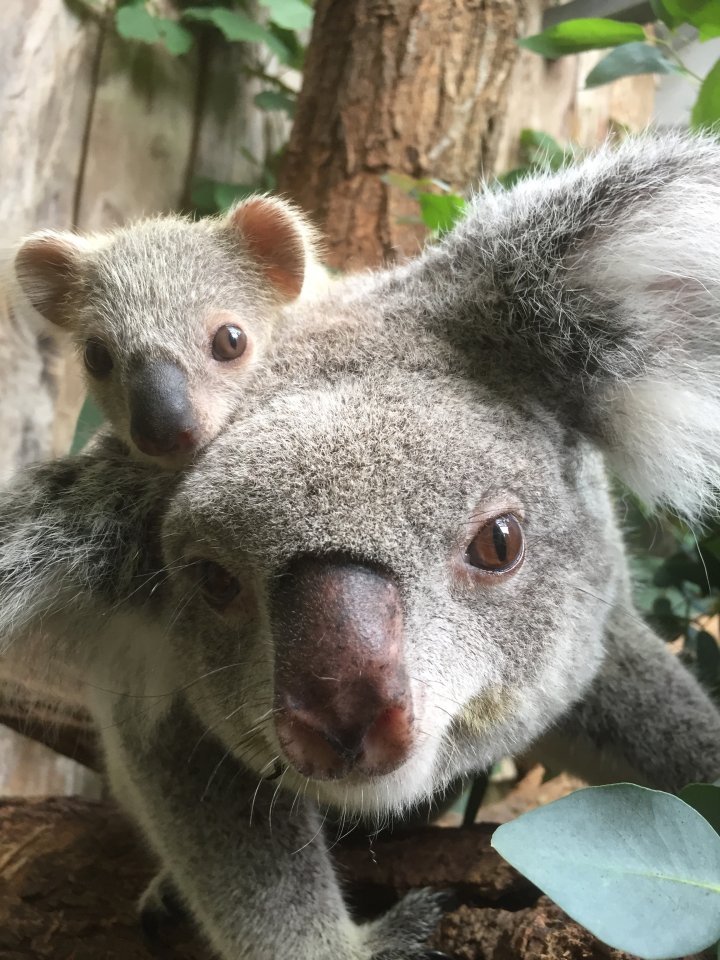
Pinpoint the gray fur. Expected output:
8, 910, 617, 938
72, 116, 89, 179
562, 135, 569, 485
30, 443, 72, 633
2, 132, 720, 958
12, 198, 325, 466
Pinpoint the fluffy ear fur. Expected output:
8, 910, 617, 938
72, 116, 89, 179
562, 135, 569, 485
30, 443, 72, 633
14, 231, 92, 328
226, 195, 319, 301
419, 133, 720, 522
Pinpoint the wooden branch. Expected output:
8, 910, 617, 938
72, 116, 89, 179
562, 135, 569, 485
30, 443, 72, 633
0, 797, 691, 960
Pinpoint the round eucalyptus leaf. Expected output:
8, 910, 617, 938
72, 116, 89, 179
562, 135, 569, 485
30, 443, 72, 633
585, 43, 678, 88
491, 783, 720, 959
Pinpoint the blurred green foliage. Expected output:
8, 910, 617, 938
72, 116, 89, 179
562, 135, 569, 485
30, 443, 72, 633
519, 0, 720, 131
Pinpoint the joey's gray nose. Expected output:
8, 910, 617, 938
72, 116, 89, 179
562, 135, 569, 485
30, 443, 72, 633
272, 557, 414, 780
129, 361, 200, 458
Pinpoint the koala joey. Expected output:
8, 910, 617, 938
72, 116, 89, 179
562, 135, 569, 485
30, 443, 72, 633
13, 196, 324, 467
3, 133, 720, 960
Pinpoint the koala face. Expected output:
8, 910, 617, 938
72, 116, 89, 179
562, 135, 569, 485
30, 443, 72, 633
161, 359, 623, 817
14, 198, 315, 468
155, 132, 720, 820
73, 220, 271, 467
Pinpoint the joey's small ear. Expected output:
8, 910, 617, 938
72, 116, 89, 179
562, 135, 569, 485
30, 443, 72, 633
14, 231, 89, 328
226, 196, 317, 301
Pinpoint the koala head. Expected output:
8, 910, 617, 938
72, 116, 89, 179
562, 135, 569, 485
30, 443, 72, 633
14, 197, 318, 467
150, 134, 720, 821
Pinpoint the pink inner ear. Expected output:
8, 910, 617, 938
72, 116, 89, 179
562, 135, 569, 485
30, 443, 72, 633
15, 235, 79, 327
229, 198, 307, 301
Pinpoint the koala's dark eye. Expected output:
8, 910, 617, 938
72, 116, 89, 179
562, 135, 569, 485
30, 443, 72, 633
212, 324, 247, 362
198, 559, 240, 608
465, 514, 524, 575
83, 337, 113, 378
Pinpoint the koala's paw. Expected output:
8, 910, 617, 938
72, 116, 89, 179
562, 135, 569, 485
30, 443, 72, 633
366, 888, 454, 959
138, 871, 187, 941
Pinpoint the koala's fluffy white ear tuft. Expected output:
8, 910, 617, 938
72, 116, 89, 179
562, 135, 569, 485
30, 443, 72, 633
14, 231, 90, 328
227, 196, 318, 301
574, 169, 720, 522
424, 133, 720, 523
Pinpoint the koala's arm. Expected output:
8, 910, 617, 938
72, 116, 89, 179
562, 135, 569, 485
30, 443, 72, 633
102, 694, 441, 960
0, 441, 168, 658
531, 609, 720, 792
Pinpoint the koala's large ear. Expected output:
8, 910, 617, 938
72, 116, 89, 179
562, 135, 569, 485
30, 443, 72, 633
427, 134, 720, 521
14, 231, 91, 328
225, 195, 318, 301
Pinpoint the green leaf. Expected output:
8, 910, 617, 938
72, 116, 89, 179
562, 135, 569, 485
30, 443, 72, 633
183, 7, 291, 62
585, 42, 679, 88
680, 784, 720, 835
518, 19, 646, 59
695, 629, 720, 685
692, 60, 720, 131
492, 784, 720, 958
649, 0, 686, 28
417, 193, 466, 234
70, 396, 105, 455
190, 177, 259, 215
155, 19, 194, 56
259, 0, 313, 31
254, 90, 296, 116
661, 0, 720, 37
519, 128, 570, 168
115, 5, 193, 55
116, 4, 161, 44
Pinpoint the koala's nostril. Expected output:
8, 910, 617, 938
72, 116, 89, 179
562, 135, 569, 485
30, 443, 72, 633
176, 428, 198, 451
275, 694, 414, 781
131, 428, 198, 458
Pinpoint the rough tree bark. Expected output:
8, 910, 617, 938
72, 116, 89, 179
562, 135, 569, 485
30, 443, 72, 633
279, 0, 539, 270
1, 797, 681, 960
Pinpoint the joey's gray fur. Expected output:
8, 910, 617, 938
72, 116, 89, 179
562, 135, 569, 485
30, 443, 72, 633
13, 197, 326, 466
3, 132, 720, 959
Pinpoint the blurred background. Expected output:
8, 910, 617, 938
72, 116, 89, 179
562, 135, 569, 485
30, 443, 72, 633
1, 0, 719, 818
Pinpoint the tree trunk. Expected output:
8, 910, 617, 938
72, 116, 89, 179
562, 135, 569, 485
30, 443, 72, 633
279, 0, 538, 271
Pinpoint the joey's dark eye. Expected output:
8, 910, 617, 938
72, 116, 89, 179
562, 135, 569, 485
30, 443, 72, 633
198, 560, 240, 607
83, 337, 113, 378
212, 324, 247, 362
465, 514, 524, 575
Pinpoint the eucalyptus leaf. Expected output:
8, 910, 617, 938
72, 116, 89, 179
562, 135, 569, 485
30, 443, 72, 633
418, 193, 466, 234
585, 43, 678, 88
492, 784, 720, 959
519, 128, 572, 168
518, 19, 646, 59
116, 5, 161, 44
649, 0, 686, 28
692, 60, 720, 131
680, 783, 720, 835
661, 0, 720, 37
70, 396, 105, 455
183, 7, 291, 62
260, 0, 313, 32
254, 90, 296, 116
115, 6, 193, 55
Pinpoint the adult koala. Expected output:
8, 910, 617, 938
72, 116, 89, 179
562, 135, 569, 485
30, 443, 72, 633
2, 133, 720, 960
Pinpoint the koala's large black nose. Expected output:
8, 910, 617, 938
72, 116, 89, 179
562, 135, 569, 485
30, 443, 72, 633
129, 361, 199, 458
272, 556, 415, 781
